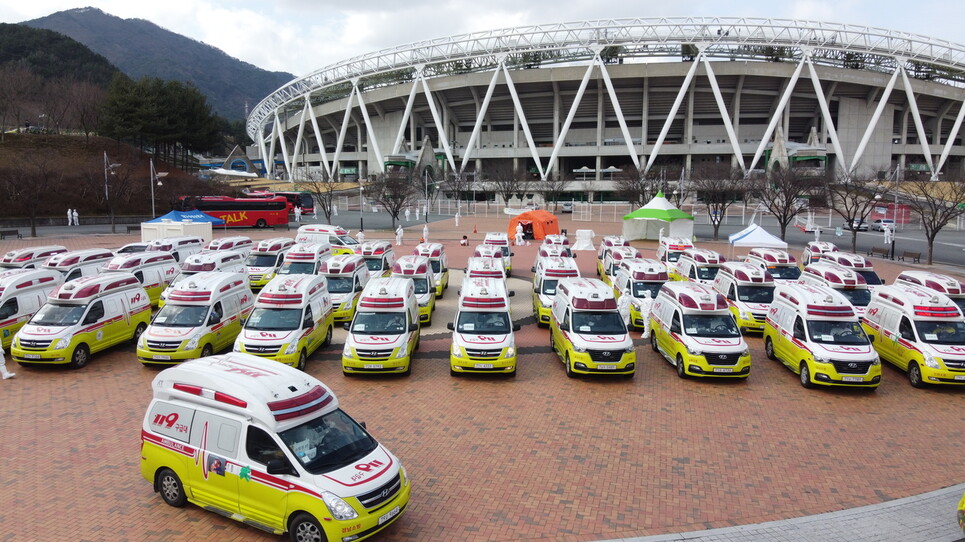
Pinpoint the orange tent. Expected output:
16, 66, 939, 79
507, 210, 560, 241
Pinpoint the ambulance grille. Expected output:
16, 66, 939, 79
587, 350, 620, 362
356, 349, 393, 360
245, 345, 280, 355
145, 340, 181, 351
831, 360, 873, 374
357, 472, 402, 510
465, 349, 501, 359
17, 339, 51, 349
751, 313, 767, 322
943, 359, 965, 370
704, 352, 739, 365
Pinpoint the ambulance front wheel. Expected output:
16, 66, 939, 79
296, 350, 307, 371
156, 468, 187, 507
676, 354, 687, 379
764, 337, 777, 361
908, 362, 926, 388
650, 332, 659, 352
68, 344, 90, 369
201, 344, 213, 358
322, 326, 333, 347
565, 353, 575, 378
133, 323, 147, 342
799, 362, 815, 388
289, 512, 325, 542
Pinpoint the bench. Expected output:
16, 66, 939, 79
898, 251, 921, 263
0, 229, 22, 240
868, 246, 890, 258
126, 225, 141, 234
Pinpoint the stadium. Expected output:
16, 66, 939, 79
246, 17, 965, 203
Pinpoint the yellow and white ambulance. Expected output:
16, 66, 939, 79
656, 236, 694, 264
390, 255, 436, 326
712, 261, 775, 334
530, 244, 575, 272
160, 250, 248, 307
145, 236, 205, 264
140, 353, 409, 541
0, 269, 63, 349
319, 254, 370, 323
550, 277, 636, 377
465, 256, 508, 286
138, 272, 253, 365
801, 261, 871, 317
801, 241, 838, 266
247, 238, 296, 290
764, 282, 880, 388
277, 242, 333, 276
542, 234, 569, 247
744, 247, 801, 283
596, 235, 630, 277
600, 245, 642, 287
483, 232, 513, 276
472, 244, 507, 279
649, 281, 751, 379
821, 251, 884, 288
413, 242, 449, 297
234, 274, 333, 370
42, 248, 115, 282
294, 224, 359, 255
11, 273, 151, 368
342, 277, 420, 376
895, 270, 965, 315
862, 283, 965, 388
0, 245, 67, 269
532, 257, 580, 328
359, 241, 397, 280
611, 257, 667, 331
201, 236, 254, 256
448, 277, 520, 376
670, 248, 726, 285
101, 252, 180, 307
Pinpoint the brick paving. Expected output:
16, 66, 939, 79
0, 215, 963, 541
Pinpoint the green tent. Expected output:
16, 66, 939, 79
622, 191, 694, 240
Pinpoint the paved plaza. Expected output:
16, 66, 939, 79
0, 213, 963, 541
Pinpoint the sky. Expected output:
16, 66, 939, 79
1, 1, 963, 79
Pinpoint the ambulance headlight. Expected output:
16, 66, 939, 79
686, 345, 701, 355
138, 335, 147, 349
342, 344, 352, 357
185, 336, 201, 351
739, 309, 751, 320
871, 355, 880, 366
52, 337, 71, 350
395, 347, 407, 358
284, 342, 298, 355
321, 490, 358, 521
435, 279, 441, 286
624, 345, 635, 353
740, 349, 750, 358
813, 355, 831, 364
923, 353, 941, 369
451, 344, 460, 356
573, 344, 586, 353
504, 346, 515, 358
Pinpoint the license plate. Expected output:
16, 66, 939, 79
473, 363, 494, 369
364, 364, 383, 369
153, 355, 171, 360
954, 375, 965, 381
23, 354, 40, 359
597, 364, 616, 370
378, 505, 400, 525
712, 367, 733, 373
842, 376, 864, 382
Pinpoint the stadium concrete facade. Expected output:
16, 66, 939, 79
246, 18, 965, 202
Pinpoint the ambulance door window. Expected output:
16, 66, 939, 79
83, 301, 105, 325
246, 426, 293, 471
0, 298, 18, 319
727, 284, 737, 300
899, 317, 915, 341
208, 302, 223, 325
688, 265, 697, 280
561, 309, 571, 330
134, 270, 144, 284
793, 316, 806, 340
303, 305, 314, 329
670, 312, 681, 334
65, 268, 82, 282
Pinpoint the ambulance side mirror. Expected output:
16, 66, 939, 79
409, 323, 419, 332
266, 459, 294, 476
355, 283, 363, 292
572, 254, 577, 259
342, 322, 351, 331
513, 324, 521, 331
447, 322, 455, 330
531, 266, 536, 273
508, 291, 515, 297
867, 334, 876, 342
510, 252, 515, 257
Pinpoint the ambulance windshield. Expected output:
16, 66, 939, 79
456, 311, 511, 334
335, 235, 358, 246
279, 262, 315, 275
837, 288, 871, 307
352, 312, 407, 334
665, 251, 682, 263
247, 254, 279, 268
682, 314, 740, 338
855, 270, 883, 285
326, 276, 353, 293
279, 409, 377, 475
952, 298, 965, 316
246, 308, 301, 331
695, 266, 720, 281
30, 303, 85, 326
632, 281, 663, 299
429, 260, 442, 273
152, 305, 207, 327
737, 285, 774, 304
412, 278, 429, 295
364, 258, 383, 271
572, 311, 626, 335
541, 279, 558, 296
915, 321, 965, 345
767, 266, 801, 280
807, 320, 869, 345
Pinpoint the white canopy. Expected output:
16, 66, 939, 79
728, 223, 787, 249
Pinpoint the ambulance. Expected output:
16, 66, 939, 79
390, 255, 436, 326
862, 283, 965, 388
764, 282, 881, 389
821, 252, 884, 287
532, 257, 580, 328
294, 224, 359, 255
542, 234, 570, 247
41, 248, 115, 282
596, 235, 630, 276
146, 236, 205, 263
140, 353, 410, 541
11, 273, 151, 369
483, 232, 513, 276
0, 245, 67, 269
600, 245, 642, 287
277, 243, 333, 276
319, 254, 370, 323
656, 236, 694, 264
465, 256, 507, 286
895, 270, 965, 315
448, 277, 520, 376
611, 258, 667, 331
234, 274, 333, 370
413, 243, 449, 297
550, 277, 635, 377
0, 269, 63, 349
712, 261, 775, 334
801, 241, 839, 266
530, 244, 575, 273
342, 277, 420, 376
160, 250, 248, 307
649, 282, 751, 379
247, 238, 296, 290
744, 247, 801, 283
801, 261, 871, 316
101, 252, 180, 307
201, 236, 254, 256
359, 241, 397, 280
138, 272, 254, 365
671, 248, 726, 284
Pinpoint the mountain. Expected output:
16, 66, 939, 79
23, 7, 295, 120
0, 23, 119, 86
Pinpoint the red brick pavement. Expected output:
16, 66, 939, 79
0, 218, 963, 541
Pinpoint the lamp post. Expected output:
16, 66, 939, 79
358, 183, 364, 231
149, 159, 168, 218
104, 152, 121, 233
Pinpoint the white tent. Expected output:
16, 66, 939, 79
728, 223, 787, 249
622, 192, 694, 241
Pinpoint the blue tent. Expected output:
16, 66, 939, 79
145, 210, 226, 225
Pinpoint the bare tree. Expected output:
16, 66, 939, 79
539, 175, 571, 212
689, 164, 751, 241
898, 177, 965, 264
613, 165, 659, 208
751, 168, 826, 240
302, 170, 343, 223
0, 150, 62, 237
824, 174, 894, 252
67, 81, 107, 142
485, 161, 535, 208
364, 173, 422, 228
0, 65, 42, 140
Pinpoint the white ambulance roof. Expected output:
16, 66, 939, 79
472, 245, 503, 258
805, 241, 839, 254
392, 255, 431, 276
252, 237, 295, 254
601, 235, 629, 247
483, 232, 510, 245
103, 252, 178, 271
257, 274, 327, 307
557, 278, 617, 309
804, 262, 867, 286
608, 246, 642, 260
681, 248, 725, 265
180, 250, 245, 272
538, 245, 572, 258
620, 258, 668, 281
774, 282, 856, 318
0, 245, 67, 267
459, 277, 510, 309
358, 277, 414, 309
0, 269, 63, 299
284, 242, 332, 261
360, 240, 393, 256
413, 242, 445, 259
719, 261, 774, 284
146, 236, 205, 251
659, 236, 694, 250
203, 236, 253, 252
43, 248, 114, 270
658, 281, 728, 311
296, 224, 348, 236
896, 270, 964, 296
466, 257, 505, 278
747, 248, 797, 265
165, 272, 249, 304
872, 284, 963, 319
541, 234, 569, 246
153, 353, 339, 432
823, 251, 874, 270
50, 272, 142, 303
538, 257, 580, 277
319, 254, 365, 274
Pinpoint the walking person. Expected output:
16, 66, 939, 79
357, 229, 365, 244
294, 206, 302, 223
72, 209, 79, 226
0, 343, 14, 379
67, 208, 73, 226
404, 208, 411, 222
395, 226, 404, 246
414, 207, 421, 221
314, 205, 319, 219
422, 224, 429, 243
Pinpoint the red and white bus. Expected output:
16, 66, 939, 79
180, 196, 289, 228
245, 190, 315, 214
